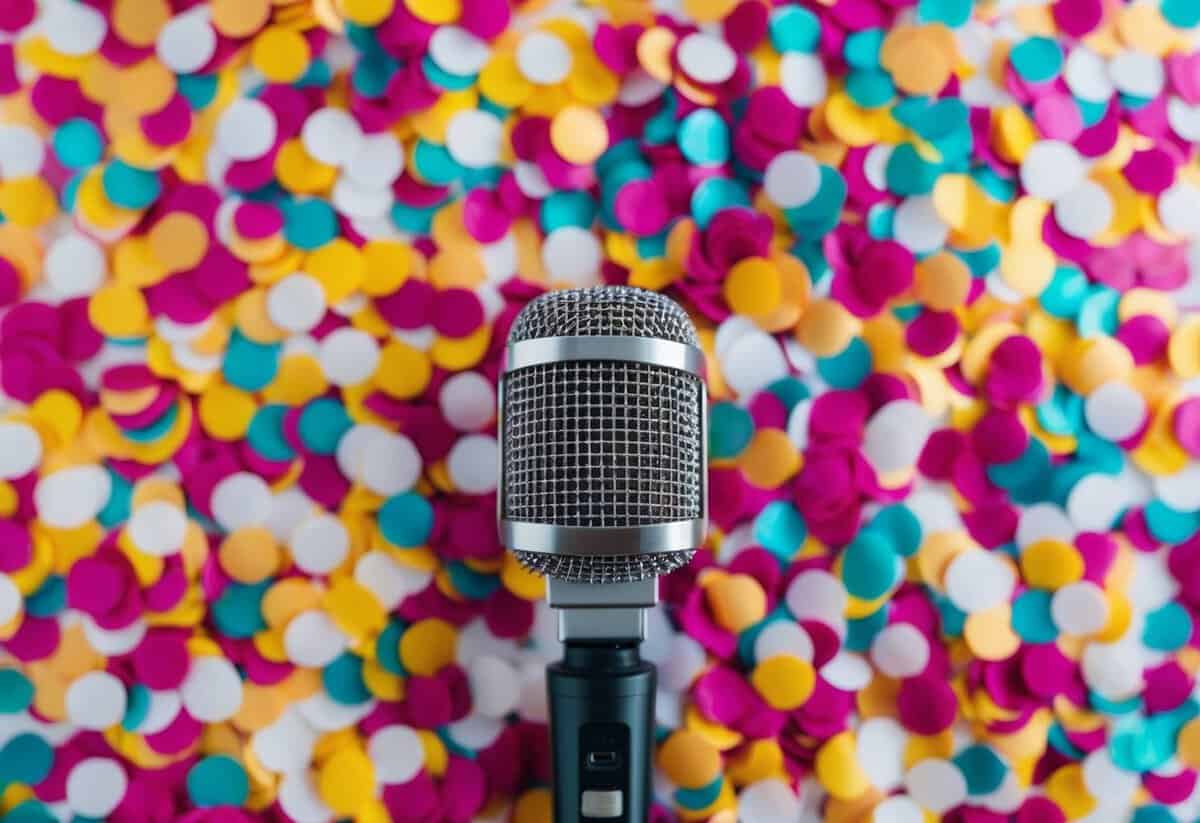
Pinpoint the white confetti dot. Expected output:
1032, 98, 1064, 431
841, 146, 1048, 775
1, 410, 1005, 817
67, 758, 127, 818
211, 471, 273, 531
1054, 180, 1113, 239
1051, 580, 1109, 636
335, 423, 385, 483
820, 652, 871, 691
302, 107, 363, 168
265, 487, 313, 542
785, 570, 847, 624
44, 2, 108, 57
0, 126, 44, 179
1082, 638, 1144, 700
446, 109, 504, 169
369, 725, 426, 784
447, 434, 499, 495
1066, 473, 1126, 532
907, 490, 963, 534
467, 655, 520, 718
780, 52, 827, 107
618, 70, 667, 107
156, 6, 216, 74
216, 99, 277, 161
45, 231, 106, 298
267, 274, 327, 333
516, 31, 572, 84
1154, 464, 1200, 512
874, 795, 924, 823
1109, 50, 1165, 98
659, 633, 707, 691
429, 26, 491, 76
857, 717, 907, 792
1016, 503, 1076, 549
944, 549, 1015, 614
1085, 382, 1146, 442
0, 423, 42, 479
355, 551, 431, 610
81, 616, 146, 656
35, 465, 110, 529
127, 501, 187, 556
278, 770, 333, 823
870, 623, 930, 679
894, 195, 949, 254
1158, 180, 1200, 237
1167, 98, 1200, 143
180, 655, 242, 722
344, 132, 405, 189
135, 689, 181, 735
721, 329, 788, 397
863, 400, 932, 474
763, 151, 822, 209
541, 226, 602, 287
0, 574, 19, 625
754, 621, 814, 663
284, 610, 348, 668
290, 514, 350, 575
359, 431, 421, 496
1129, 548, 1179, 611
738, 779, 799, 823
1020, 140, 1087, 201
252, 707, 317, 773
448, 713, 504, 750
1064, 47, 1113, 102
65, 671, 126, 730
439, 372, 495, 432
677, 33, 737, 85
1082, 748, 1141, 807
904, 758, 967, 815
318, 327, 380, 386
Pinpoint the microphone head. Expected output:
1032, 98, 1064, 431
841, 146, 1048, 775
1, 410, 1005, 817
499, 286, 707, 584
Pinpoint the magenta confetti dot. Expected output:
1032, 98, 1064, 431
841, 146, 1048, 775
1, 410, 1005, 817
5, 614, 60, 661
1033, 94, 1084, 141
133, 630, 191, 690
971, 409, 1029, 464
1052, 0, 1103, 36
233, 201, 284, 240
1020, 643, 1075, 699
144, 706, 203, 754
1124, 148, 1176, 194
459, 0, 511, 39
723, 0, 769, 52
141, 93, 192, 147
1174, 398, 1200, 458
1116, 314, 1170, 366
375, 277, 434, 329
0, 258, 21, 307
462, 187, 511, 243
897, 675, 957, 734
0, 0, 33, 32
906, 309, 958, 357
0, 521, 31, 573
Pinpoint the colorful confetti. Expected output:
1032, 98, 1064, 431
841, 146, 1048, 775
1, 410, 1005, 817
0, 0, 1198, 820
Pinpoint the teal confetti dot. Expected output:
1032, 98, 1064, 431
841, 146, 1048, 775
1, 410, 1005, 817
283, 199, 338, 250
379, 492, 434, 548
674, 776, 723, 810
1076, 286, 1120, 337
391, 201, 438, 234
247, 405, 296, 462
178, 74, 219, 110
817, 337, 872, 389
1, 801, 55, 823
1089, 692, 1141, 716
952, 744, 1006, 795
957, 244, 1000, 278
784, 165, 846, 228
413, 140, 464, 186
123, 401, 180, 443
1163, 0, 1200, 28
1047, 722, 1084, 759
1077, 99, 1108, 129
885, 144, 941, 196
866, 203, 894, 239
101, 160, 161, 209
1109, 708, 1192, 772
323, 653, 372, 705
1040, 265, 1089, 318
677, 109, 730, 167
297, 398, 351, 456
987, 437, 1050, 490
97, 467, 132, 529
211, 581, 269, 639
690, 179, 750, 229
845, 603, 889, 652
376, 620, 407, 676
0, 670, 32, 714
841, 529, 898, 599
122, 684, 150, 731
297, 57, 332, 88
769, 6, 820, 53
1009, 36, 1063, 83
1012, 589, 1057, 643
753, 501, 808, 563
844, 29, 883, 70
52, 119, 103, 170
737, 611, 784, 666
917, 0, 973, 27
709, 402, 754, 459
766, 377, 810, 413
24, 576, 65, 618
970, 167, 1016, 202
1133, 806, 1178, 823
354, 53, 400, 98
933, 593, 966, 638
60, 173, 82, 212
540, 191, 597, 233
635, 232, 667, 260
869, 505, 922, 557
0, 733, 53, 786
447, 562, 502, 599
1037, 386, 1083, 436
1143, 602, 1193, 651
1145, 500, 1199, 544
846, 69, 895, 109
223, 331, 281, 392
187, 755, 250, 808
422, 55, 475, 91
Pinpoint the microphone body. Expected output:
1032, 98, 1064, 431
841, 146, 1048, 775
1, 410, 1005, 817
498, 287, 708, 823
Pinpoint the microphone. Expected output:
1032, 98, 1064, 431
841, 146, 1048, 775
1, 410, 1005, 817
498, 286, 708, 823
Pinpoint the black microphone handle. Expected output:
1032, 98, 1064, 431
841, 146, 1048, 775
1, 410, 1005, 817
546, 641, 656, 823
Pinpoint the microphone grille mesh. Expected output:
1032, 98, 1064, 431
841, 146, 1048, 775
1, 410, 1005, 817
508, 285, 699, 346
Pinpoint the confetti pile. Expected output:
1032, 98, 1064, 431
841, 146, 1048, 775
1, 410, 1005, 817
0, 0, 1199, 820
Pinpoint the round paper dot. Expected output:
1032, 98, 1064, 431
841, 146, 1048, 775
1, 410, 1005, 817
44, 2, 108, 56
156, 7, 217, 74
45, 232, 106, 298
128, 501, 187, 556
764, 151, 822, 208
945, 549, 1015, 613
291, 514, 350, 575
318, 328, 380, 387
0, 126, 45, 178
67, 758, 127, 818
285, 611, 349, 668
446, 110, 504, 170
874, 796, 924, 823
211, 472, 273, 531
1054, 180, 1114, 238
1020, 141, 1087, 201
345, 133, 405, 189
0, 574, 21, 625
267, 274, 326, 333
359, 432, 421, 496
870, 623, 930, 678
738, 779, 799, 823
857, 717, 907, 792
369, 725, 425, 784
754, 621, 814, 663
780, 52, 828, 107
181, 655, 242, 722
467, 655, 520, 718
517, 32, 572, 84
1154, 464, 1200, 512
216, 99, 277, 161
438, 372, 495, 432
0, 423, 42, 479
1066, 473, 1126, 532
541, 226, 602, 287
1110, 50, 1165, 98
429, 26, 490, 76
65, 670, 127, 730
302, 108, 363, 168
863, 400, 932, 473
1158, 181, 1200, 237
1085, 382, 1146, 441
904, 758, 967, 814
279, 771, 333, 823
1051, 580, 1108, 635
35, 466, 110, 529
677, 33, 737, 85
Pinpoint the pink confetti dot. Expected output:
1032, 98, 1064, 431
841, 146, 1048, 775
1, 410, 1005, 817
233, 201, 284, 240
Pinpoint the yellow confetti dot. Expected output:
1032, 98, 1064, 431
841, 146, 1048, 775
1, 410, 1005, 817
306, 238, 365, 305
275, 139, 338, 194
252, 26, 311, 84
549, 105, 609, 166
119, 60, 177, 117
325, 577, 387, 641
89, 284, 151, 338
796, 299, 860, 356
430, 324, 491, 371
375, 340, 432, 399
211, 0, 271, 37
31, 390, 83, 447
1020, 540, 1084, 589
724, 257, 783, 317
219, 527, 281, 584
198, 383, 258, 441
112, 0, 171, 46
815, 731, 871, 799
964, 604, 1021, 661
739, 428, 801, 489
361, 240, 413, 296
318, 745, 376, 816
704, 572, 767, 633
0, 178, 58, 228
399, 618, 457, 676
657, 729, 722, 789
1059, 336, 1134, 395
405, 0, 457, 23
881, 25, 955, 96
726, 739, 785, 787
513, 788, 553, 823
479, 52, 534, 109
262, 355, 328, 406
1045, 764, 1096, 819
751, 655, 816, 710
1169, 318, 1200, 378
501, 552, 546, 601
1178, 719, 1200, 769
148, 212, 209, 273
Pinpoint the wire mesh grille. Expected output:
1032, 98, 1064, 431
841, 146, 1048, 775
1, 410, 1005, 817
509, 286, 698, 346
512, 550, 696, 584
502, 359, 704, 528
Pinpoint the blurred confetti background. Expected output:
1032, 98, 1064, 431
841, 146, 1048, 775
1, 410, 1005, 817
0, 0, 1200, 820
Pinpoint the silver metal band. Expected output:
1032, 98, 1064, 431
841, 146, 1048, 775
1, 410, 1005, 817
505, 335, 705, 376
499, 519, 705, 556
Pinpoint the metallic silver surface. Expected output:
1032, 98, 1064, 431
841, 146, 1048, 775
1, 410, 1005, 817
546, 577, 658, 609
506, 335, 704, 375
508, 285, 697, 346
558, 607, 647, 642
513, 551, 695, 585
501, 520, 704, 556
